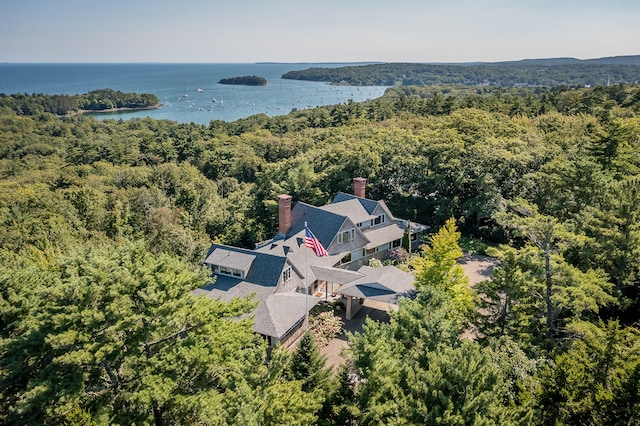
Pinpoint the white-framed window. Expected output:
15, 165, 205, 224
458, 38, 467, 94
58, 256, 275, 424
371, 214, 386, 227
213, 264, 244, 278
363, 247, 377, 256
282, 267, 292, 283
338, 229, 355, 244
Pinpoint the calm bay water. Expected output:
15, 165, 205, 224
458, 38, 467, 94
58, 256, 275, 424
0, 63, 387, 124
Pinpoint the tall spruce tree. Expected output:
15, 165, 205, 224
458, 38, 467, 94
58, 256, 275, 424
577, 176, 640, 310
319, 363, 359, 426
289, 332, 332, 394
0, 242, 265, 425
221, 347, 323, 426
494, 200, 616, 343
475, 247, 534, 342
538, 320, 640, 425
349, 220, 534, 425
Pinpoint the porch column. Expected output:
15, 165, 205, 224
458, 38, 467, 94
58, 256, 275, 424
346, 296, 353, 320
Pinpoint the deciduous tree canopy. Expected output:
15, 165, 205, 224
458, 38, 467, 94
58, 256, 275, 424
0, 89, 159, 116
1, 82, 639, 424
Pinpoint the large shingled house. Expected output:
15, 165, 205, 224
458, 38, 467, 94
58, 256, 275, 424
195, 178, 427, 348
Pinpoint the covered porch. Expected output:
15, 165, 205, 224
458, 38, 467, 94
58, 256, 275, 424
311, 264, 416, 320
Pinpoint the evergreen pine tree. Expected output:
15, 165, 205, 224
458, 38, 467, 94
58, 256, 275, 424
495, 199, 616, 343
318, 363, 359, 426
289, 332, 332, 393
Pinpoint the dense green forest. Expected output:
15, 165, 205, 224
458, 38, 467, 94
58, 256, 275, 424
1, 83, 639, 424
0, 89, 159, 116
218, 75, 268, 86
282, 61, 640, 87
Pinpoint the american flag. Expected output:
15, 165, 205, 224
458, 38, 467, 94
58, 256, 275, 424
304, 226, 328, 257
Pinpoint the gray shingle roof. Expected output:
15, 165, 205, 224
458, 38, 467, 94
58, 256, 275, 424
256, 229, 346, 285
205, 248, 256, 272
196, 275, 273, 303
260, 292, 321, 338
362, 224, 406, 249
338, 265, 416, 305
289, 202, 346, 249
321, 198, 376, 225
204, 244, 286, 287
200, 243, 320, 339
333, 191, 380, 214
194, 276, 321, 338
199, 190, 427, 340
310, 265, 364, 284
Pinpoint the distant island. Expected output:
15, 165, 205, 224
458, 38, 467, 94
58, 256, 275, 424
282, 55, 640, 87
0, 88, 160, 117
218, 75, 267, 86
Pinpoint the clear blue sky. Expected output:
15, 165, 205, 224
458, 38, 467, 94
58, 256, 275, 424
2, 0, 639, 63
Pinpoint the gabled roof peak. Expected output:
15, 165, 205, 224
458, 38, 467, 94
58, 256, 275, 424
204, 243, 287, 288
289, 202, 347, 248
206, 248, 255, 272
332, 191, 381, 215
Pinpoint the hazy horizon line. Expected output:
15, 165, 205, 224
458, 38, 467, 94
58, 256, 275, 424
2, 54, 639, 66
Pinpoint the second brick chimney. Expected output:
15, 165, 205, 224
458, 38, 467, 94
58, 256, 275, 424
277, 194, 292, 235
353, 177, 367, 198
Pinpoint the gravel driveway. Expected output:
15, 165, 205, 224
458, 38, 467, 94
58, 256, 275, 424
458, 253, 498, 286
320, 301, 391, 371
320, 255, 498, 370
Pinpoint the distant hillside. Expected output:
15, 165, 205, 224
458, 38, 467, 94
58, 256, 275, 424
491, 55, 640, 66
282, 55, 640, 87
583, 55, 640, 65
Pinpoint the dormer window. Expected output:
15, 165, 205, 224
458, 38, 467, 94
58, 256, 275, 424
282, 267, 292, 283
338, 229, 355, 244
212, 264, 244, 278
205, 248, 254, 280
371, 214, 386, 227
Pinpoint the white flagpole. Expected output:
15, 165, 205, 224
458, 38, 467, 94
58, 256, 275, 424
304, 221, 309, 330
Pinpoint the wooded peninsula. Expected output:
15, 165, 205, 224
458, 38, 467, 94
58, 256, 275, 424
282, 56, 640, 86
0, 88, 159, 116
1, 79, 639, 424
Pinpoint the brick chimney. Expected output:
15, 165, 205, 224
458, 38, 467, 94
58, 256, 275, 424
353, 177, 367, 198
277, 194, 292, 235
